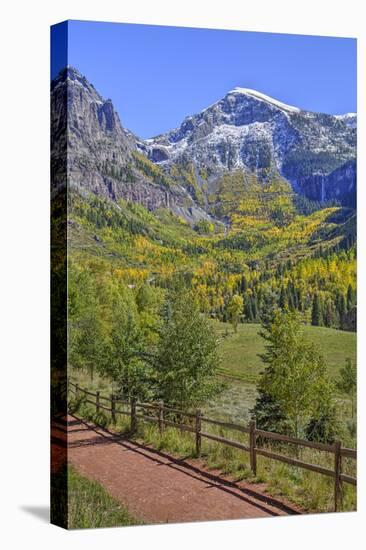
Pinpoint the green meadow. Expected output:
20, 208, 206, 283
214, 321, 356, 382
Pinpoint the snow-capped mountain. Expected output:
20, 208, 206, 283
52, 68, 357, 219
144, 87, 356, 205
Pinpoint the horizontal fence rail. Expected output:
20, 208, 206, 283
67, 379, 356, 512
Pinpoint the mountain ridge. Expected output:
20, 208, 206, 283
144, 85, 356, 207
51, 66, 212, 223
51, 67, 357, 222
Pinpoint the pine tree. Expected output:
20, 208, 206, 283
287, 283, 295, 311
240, 275, 248, 293
311, 293, 323, 326
338, 294, 347, 330
324, 300, 334, 328
279, 286, 287, 310
347, 284, 355, 310
297, 288, 303, 312
244, 296, 254, 323
251, 294, 258, 321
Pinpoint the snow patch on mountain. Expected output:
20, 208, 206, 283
228, 88, 300, 113
334, 113, 357, 128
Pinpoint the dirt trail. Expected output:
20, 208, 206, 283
58, 415, 301, 524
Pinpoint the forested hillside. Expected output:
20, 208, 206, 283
68, 180, 356, 334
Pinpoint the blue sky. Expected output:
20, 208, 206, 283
51, 20, 356, 139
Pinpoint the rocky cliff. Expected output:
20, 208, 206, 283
51, 67, 210, 222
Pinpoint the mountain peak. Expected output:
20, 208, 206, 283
51, 65, 104, 105
53, 65, 83, 83
227, 87, 301, 113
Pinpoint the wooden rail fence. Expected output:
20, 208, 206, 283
67, 380, 356, 512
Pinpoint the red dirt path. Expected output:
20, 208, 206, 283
54, 415, 301, 525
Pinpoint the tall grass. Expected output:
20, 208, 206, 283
67, 466, 141, 529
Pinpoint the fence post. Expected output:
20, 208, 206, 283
195, 409, 202, 458
249, 419, 257, 476
96, 391, 100, 414
334, 440, 342, 512
158, 401, 164, 434
75, 383, 79, 399
110, 394, 116, 425
130, 398, 137, 433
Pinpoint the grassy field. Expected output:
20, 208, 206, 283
206, 322, 356, 423
214, 321, 357, 382
70, 322, 356, 425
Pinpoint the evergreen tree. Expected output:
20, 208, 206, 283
287, 284, 295, 311
305, 406, 339, 444
251, 391, 291, 435
324, 300, 334, 328
297, 288, 303, 312
347, 284, 355, 310
311, 293, 323, 326
279, 286, 287, 310
244, 296, 254, 322
251, 294, 258, 321
259, 291, 278, 328
338, 293, 347, 330
240, 275, 248, 293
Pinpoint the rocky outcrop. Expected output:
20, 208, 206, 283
51, 67, 210, 223
294, 159, 356, 207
